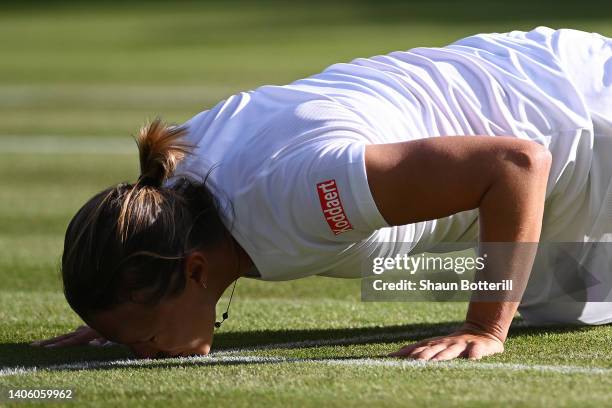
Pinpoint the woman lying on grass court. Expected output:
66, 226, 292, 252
31, 26, 612, 361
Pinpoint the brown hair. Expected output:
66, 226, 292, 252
61, 117, 231, 323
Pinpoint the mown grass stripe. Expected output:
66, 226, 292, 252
2, 355, 611, 378
0, 136, 134, 154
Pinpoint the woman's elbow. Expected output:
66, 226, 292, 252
500, 140, 552, 176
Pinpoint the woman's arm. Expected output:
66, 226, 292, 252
365, 135, 552, 360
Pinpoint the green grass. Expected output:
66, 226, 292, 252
2, 0, 612, 137
2, 1, 612, 407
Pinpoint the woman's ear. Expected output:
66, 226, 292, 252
184, 251, 210, 289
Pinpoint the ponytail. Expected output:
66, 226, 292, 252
116, 117, 195, 243
135, 117, 193, 188
61, 116, 229, 322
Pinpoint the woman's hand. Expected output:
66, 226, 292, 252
29, 325, 208, 359
388, 328, 504, 361
29, 325, 114, 348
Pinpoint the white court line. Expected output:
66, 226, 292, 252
2, 354, 611, 378
2, 323, 550, 377
0, 136, 135, 154
2, 322, 607, 378
0, 327, 455, 378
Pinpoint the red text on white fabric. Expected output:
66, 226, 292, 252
316, 179, 354, 235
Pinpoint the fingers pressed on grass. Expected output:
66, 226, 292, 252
405, 345, 431, 357
411, 343, 449, 360
388, 334, 453, 357
30, 332, 77, 347
388, 343, 421, 357
431, 343, 466, 361
43, 332, 97, 348
44, 339, 80, 348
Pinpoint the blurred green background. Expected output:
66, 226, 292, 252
2, 0, 612, 137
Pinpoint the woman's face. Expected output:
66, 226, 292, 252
86, 242, 244, 358
89, 273, 217, 358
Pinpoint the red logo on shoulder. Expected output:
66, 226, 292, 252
316, 179, 353, 235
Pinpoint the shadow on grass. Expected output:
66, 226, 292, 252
0, 319, 602, 370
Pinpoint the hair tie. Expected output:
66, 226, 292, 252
137, 173, 161, 188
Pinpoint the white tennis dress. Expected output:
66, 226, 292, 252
163, 26, 612, 325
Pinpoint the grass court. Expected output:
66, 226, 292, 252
2, 1, 612, 406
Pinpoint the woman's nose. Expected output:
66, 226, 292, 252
129, 342, 210, 359
179, 343, 211, 357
